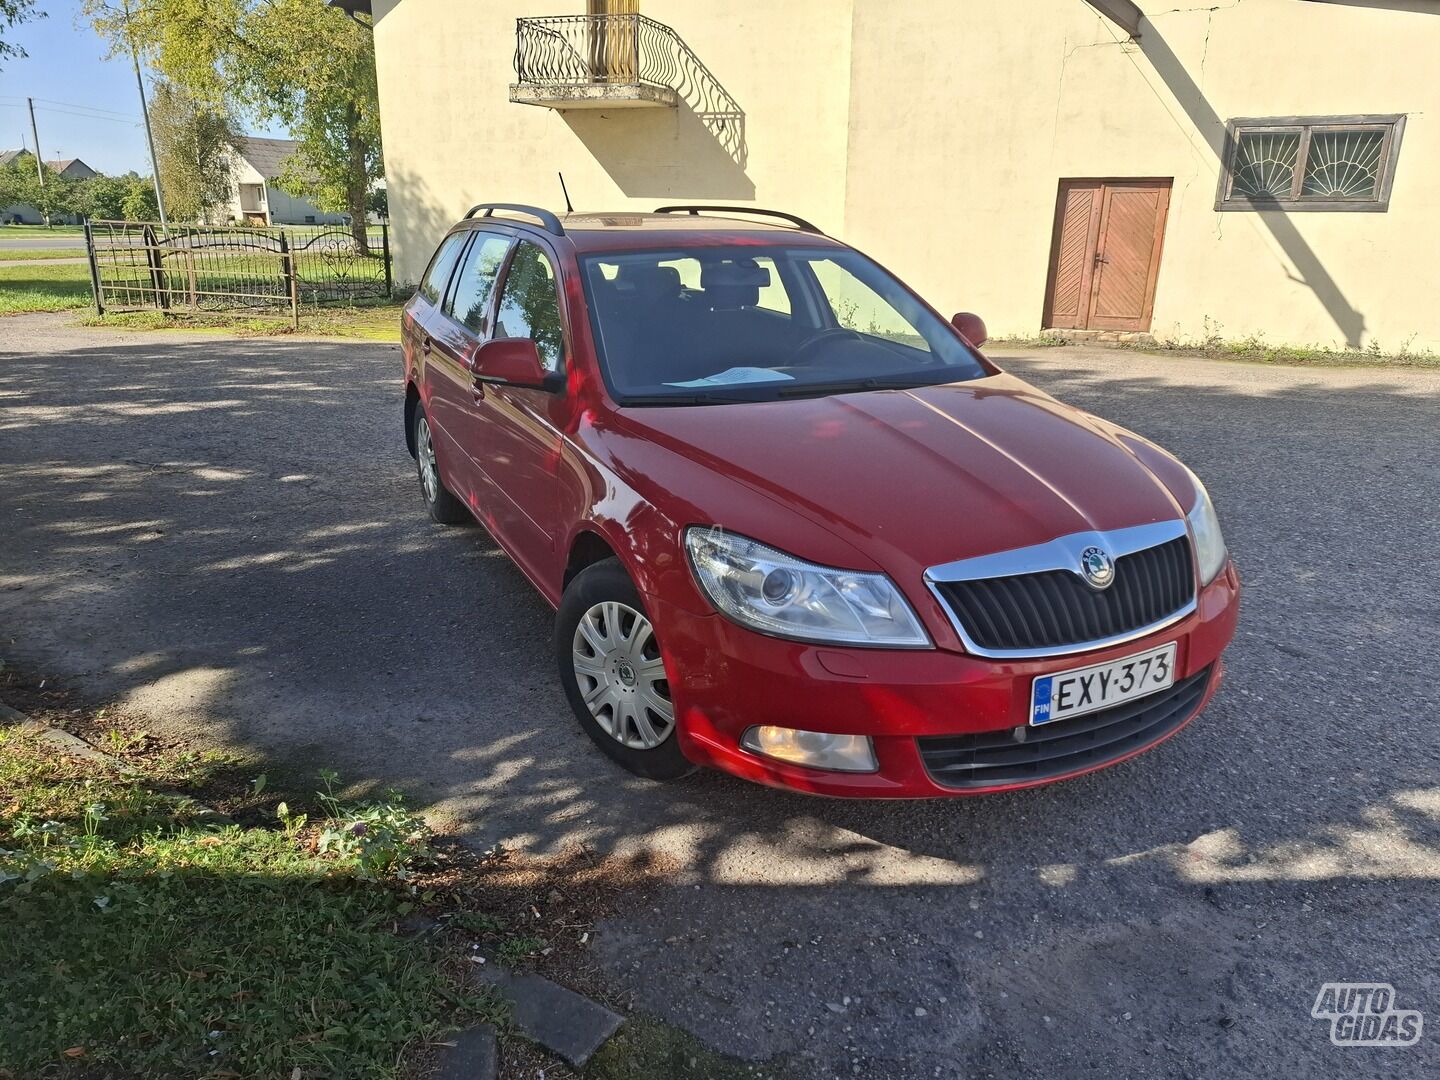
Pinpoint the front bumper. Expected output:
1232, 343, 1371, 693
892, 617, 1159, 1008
655, 561, 1240, 798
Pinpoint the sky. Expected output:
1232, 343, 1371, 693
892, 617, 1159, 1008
0, 0, 287, 176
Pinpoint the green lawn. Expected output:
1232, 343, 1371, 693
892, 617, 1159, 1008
0, 248, 87, 261
0, 224, 87, 236
0, 261, 93, 314
0, 727, 495, 1079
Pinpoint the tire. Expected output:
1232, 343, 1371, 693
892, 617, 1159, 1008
556, 559, 694, 781
413, 406, 469, 524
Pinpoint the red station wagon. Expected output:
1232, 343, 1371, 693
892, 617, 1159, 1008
401, 204, 1240, 797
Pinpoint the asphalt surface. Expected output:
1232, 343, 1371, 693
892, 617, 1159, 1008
0, 233, 86, 250
1, 314, 1437, 1078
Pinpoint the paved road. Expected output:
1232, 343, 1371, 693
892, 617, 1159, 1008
1, 315, 1436, 1078
0, 233, 86, 250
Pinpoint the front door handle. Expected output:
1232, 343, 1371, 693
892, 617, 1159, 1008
1094, 253, 1109, 266
471, 377, 486, 403
421, 336, 432, 355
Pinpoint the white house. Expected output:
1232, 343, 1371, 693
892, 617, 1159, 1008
212, 136, 348, 226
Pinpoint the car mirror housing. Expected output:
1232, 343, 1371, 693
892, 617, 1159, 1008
471, 337, 563, 393
951, 311, 988, 348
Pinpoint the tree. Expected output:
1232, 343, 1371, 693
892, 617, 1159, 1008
0, 158, 80, 225
84, 0, 382, 249
120, 176, 159, 220
149, 79, 236, 222
74, 173, 133, 220
0, 0, 43, 69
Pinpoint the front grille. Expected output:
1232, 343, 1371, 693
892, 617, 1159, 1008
918, 667, 1211, 790
932, 537, 1194, 652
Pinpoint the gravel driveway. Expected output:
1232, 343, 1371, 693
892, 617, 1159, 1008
2, 314, 1436, 1078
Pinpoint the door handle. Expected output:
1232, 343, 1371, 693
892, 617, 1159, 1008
470, 376, 486, 403
421, 336, 432, 355
1094, 253, 1109, 265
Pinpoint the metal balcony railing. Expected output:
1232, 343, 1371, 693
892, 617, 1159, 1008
514, 14, 679, 89
513, 14, 746, 165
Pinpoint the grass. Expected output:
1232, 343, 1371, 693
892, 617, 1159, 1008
0, 728, 496, 1079
0, 260, 93, 314
991, 332, 1440, 369
80, 301, 404, 341
0, 247, 86, 261
0, 224, 86, 235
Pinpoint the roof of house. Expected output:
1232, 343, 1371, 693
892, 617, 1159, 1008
231, 136, 300, 180
0, 148, 32, 167
45, 158, 97, 178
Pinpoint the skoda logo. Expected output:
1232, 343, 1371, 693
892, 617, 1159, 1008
1080, 545, 1115, 590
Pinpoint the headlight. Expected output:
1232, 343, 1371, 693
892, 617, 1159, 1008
1184, 469, 1228, 585
684, 527, 930, 648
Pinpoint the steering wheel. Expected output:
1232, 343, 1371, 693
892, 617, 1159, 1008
791, 326, 863, 363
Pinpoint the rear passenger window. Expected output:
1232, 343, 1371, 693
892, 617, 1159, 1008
494, 241, 565, 374
446, 234, 511, 335
418, 234, 467, 305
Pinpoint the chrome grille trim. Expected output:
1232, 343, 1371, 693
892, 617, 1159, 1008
924, 520, 1197, 659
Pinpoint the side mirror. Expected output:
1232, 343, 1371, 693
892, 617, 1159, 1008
951, 312, 988, 348
471, 337, 563, 393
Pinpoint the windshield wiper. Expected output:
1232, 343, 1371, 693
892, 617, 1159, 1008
773, 373, 950, 399
619, 391, 772, 406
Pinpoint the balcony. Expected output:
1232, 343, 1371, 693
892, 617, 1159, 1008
510, 14, 692, 109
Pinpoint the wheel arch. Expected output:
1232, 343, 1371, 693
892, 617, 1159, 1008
403, 381, 421, 458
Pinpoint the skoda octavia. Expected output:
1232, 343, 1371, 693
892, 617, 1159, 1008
401, 204, 1239, 797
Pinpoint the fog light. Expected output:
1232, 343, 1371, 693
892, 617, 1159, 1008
740, 726, 878, 773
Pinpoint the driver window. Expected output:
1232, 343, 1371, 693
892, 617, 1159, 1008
808, 258, 930, 351
494, 241, 565, 373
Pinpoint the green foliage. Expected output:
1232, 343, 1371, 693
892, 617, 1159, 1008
0, 0, 43, 68
85, 0, 382, 240
0, 261, 93, 313
120, 175, 160, 219
150, 78, 237, 221
0, 729, 494, 1079
0, 158, 80, 223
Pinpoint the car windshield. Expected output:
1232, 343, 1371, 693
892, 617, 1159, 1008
580, 245, 987, 404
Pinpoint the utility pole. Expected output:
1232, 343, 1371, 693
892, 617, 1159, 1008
26, 98, 44, 186
123, 0, 167, 229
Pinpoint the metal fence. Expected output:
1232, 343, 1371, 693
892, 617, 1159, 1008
85, 220, 392, 323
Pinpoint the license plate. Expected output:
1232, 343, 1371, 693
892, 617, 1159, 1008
1030, 642, 1177, 726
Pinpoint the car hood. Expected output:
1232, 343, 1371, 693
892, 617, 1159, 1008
609, 373, 1192, 578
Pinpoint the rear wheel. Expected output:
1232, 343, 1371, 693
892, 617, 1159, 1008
556, 559, 693, 780
413, 407, 468, 524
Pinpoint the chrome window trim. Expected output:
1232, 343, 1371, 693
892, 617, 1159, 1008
923, 519, 1197, 660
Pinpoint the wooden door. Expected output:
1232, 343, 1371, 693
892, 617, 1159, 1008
1043, 179, 1170, 332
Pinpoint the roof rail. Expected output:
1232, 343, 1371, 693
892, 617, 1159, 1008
464, 203, 565, 236
653, 205, 822, 234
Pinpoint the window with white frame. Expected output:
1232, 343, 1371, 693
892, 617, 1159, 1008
1217, 115, 1405, 212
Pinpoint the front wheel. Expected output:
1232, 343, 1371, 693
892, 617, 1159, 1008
556, 559, 694, 781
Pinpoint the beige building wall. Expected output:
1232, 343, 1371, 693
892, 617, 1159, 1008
371, 0, 854, 285
372, 0, 1440, 351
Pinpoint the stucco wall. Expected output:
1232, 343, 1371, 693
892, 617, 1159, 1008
372, 0, 1440, 351
372, 0, 854, 285
845, 0, 1440, 350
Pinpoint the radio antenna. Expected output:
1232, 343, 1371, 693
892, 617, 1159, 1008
558, 172, 574, 214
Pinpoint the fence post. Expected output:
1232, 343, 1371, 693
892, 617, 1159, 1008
84, 219, 104, 317
381, 222, 392, 298
142, 223, 169, 312
280, 230, 299, 329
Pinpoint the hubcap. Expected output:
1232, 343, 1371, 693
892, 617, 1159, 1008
572, 601, 674, 750
417, 416, 439, 503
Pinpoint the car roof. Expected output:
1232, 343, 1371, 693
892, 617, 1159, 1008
456, 210, 847, 255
